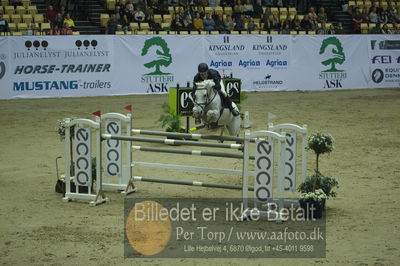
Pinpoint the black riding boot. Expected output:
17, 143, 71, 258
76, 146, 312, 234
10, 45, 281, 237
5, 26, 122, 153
225, 95, 240, 116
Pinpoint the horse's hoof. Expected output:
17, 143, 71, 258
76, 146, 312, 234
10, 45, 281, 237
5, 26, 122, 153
232, 109, 240, 116
210, 122, 218, 128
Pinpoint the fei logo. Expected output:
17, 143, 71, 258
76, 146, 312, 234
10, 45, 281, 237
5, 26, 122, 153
140, 37, 174, 93
372, 55, 391, 64
0, 54, 6, 80
318, 37, 347, 89
371, 55, 400, 64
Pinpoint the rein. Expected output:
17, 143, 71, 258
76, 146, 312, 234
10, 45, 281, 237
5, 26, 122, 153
194, 87, 223, 125
194, 87, 218, 109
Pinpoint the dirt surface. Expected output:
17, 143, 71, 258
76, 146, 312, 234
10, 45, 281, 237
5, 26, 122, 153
0, 88, 399, 266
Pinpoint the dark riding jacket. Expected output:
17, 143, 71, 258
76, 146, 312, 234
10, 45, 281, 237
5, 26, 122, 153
193, 68, 222, 92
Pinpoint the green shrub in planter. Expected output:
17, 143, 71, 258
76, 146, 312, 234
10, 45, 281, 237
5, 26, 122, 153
299, 189, 327, 219
298, 172, 339, 199
157, 103, 186, 133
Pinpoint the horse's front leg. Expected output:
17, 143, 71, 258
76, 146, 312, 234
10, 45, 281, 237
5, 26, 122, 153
192, 106, 203, 124
206, 110, 220, 123
218, 127, 225, 143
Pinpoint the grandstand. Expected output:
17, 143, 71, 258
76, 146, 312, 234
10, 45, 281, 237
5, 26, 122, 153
1, 0, 399, 35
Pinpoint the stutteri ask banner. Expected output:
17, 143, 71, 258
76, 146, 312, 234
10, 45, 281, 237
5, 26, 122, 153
113, 35, 203, 94
290, 35, 370, 90
0, 35, 398, 99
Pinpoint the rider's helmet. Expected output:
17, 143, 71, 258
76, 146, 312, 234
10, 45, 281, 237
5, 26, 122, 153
198, 63, 209, 80
198, 63, 208, 73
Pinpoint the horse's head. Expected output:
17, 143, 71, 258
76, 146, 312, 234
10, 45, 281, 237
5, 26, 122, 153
192, 80, 215, 119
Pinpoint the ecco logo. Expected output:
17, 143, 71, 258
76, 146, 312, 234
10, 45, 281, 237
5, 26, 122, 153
105, 120, 121, 176
255, 140, 273, 202
74, 127, 92, 186
180, 91, 193, 108
284, 133, 296, 191
225, 81, 239, 97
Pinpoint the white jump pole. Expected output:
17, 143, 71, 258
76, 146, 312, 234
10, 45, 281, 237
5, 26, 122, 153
131, 129, 256, 143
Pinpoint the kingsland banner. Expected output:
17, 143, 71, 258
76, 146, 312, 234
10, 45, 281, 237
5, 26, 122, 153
204, 34, 291, 91
0, 35, 398, 99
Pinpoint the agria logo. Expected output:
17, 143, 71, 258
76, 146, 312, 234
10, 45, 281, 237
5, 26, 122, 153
0, 54, 6, 80
319, 37, 347, 89
140, 37, 174, 92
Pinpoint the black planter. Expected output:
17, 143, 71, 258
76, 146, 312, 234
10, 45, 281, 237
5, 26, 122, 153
299, 199, 324, 219
55, 180, 88, 196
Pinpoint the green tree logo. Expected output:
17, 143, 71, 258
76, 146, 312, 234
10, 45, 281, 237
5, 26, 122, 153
141, 37, 172, 75
319, 37, 345, 72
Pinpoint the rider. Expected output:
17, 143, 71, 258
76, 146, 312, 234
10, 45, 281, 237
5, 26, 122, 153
193, 63, 240, 117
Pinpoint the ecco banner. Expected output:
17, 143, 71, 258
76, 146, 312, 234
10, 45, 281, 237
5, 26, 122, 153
254, 138, 274, 203
169, 86, 194, 116
0, 35, 397, 99
104, 119, 122, 177
74, 126, 92, 187
169, 78, 240, 117
223, 78, 241, 103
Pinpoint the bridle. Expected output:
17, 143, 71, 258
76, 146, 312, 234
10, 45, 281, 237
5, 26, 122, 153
193, 87, 218, 113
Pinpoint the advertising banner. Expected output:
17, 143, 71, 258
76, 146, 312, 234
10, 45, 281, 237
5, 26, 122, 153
0, 35, 397, 100
4, 36, 115, 99
204, 34, 291, 91
290, 35, 370, 90
114, 35, 203, 94
0, 35, 204, 99
368, 36, 400, 88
